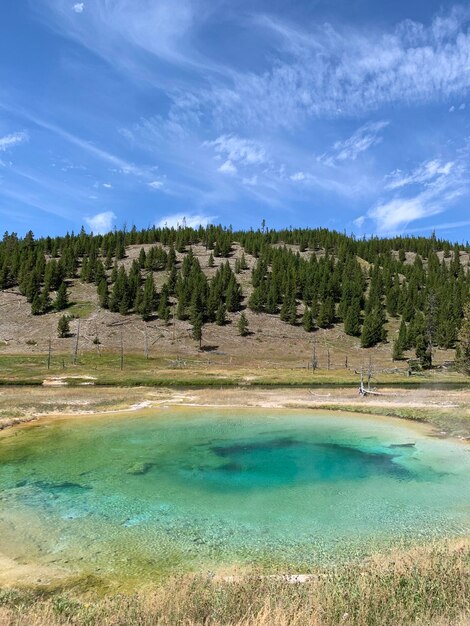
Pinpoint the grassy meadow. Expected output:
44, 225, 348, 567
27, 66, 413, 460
0, 542, 468, 626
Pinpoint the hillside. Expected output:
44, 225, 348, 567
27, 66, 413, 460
0, 226, 467, 377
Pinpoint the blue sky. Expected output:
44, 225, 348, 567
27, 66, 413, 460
2, 1, 470, 239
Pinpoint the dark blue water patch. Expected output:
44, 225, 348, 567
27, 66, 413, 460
176, 437, 418, 491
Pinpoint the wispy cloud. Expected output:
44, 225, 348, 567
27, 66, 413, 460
363, 154, 466, 233
218, 160, 237, 175
0, 131, 29, 151
42, 0, 220, 77
204, 135, 268, 166
0, 104, 155, 180
28, 3, 470, 233
318, 121, 389, 166
85, 211, 116, 234
156, 212, 215, 228
385, 159, 454, 189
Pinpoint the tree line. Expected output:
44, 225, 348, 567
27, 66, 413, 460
1, 225, 470, 366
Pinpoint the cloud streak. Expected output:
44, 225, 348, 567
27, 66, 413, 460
0, 131, 29, 151
318, 122, 389, 166
364, 155, 466, 233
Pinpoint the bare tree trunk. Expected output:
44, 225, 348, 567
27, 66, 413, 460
73, 319, 80, 365
144, 325, 149, 359
367, 356, 372, 391
47, 337, 52, 370
311, 340, 317, 371
120, 329, 124, 371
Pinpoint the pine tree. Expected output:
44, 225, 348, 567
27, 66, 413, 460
302, 306, 314, 332
456, 301, 470, 373
343, 300, 361, 336
208, 252, 214, 268
225, 276, 242, 312
288, 299, 297, 325
57, 315, 70, 338
215, 303, 226, 326
31, 293, 43, 315
238, 312, 249, 336
98, 279, 109, 309
192, 312, 203, 348
158, 285, 171, 324
416, 333, 432, 369
397, 319, 408, 350
392, 338, 403, 360
317, 297, 335, 328
54, 282, 69, 311
140, 274, 157, 321
361, 307, 386, 348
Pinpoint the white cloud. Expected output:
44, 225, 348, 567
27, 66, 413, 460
242, 175, 258, 186
385, 159, 454, 189
102, 183, 112, 188
0, 131, 29, 152
218, 160, 237, 175
449, 105, 456, 112
85, 211, 116, 234
204, 135, 267, 166
460, 102, 466, 110
318, 121, 389, 166
41, 4, 470, 131
368, 197, 437, 232
366, 154, 466, 233
148, 180, 164, 189
72, 3, 84, 13
156, 213, 215, 229
354, 215, 365, 228
290, 171, 306, 181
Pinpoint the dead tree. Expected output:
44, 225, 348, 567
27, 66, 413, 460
73, 319, 80, 365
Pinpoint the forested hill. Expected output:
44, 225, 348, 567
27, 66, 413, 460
1, 225, 470, 369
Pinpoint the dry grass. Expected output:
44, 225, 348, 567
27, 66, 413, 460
0, 543, 468, 626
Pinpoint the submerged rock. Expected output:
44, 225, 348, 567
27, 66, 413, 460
126, 462, 154, 475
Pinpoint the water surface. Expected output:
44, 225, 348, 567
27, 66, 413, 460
0, 408, 469, 579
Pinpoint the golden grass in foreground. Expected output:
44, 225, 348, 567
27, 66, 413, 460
0, 543, 469, 626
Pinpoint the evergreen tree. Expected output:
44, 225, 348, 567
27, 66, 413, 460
158, 285, 171, 323
302, 306, 314, 332
140, 274, 157, 321
54, 282, 69, 311
343, 299, 361, 336
317, 297, 335, 328
361, 307, 386, 348
57, 315, 70, 338
192, 312, 203, 348
238, 312, 249, 336
98, 279, 109, 309
456, 301, 470, 373
392, 338, 404, 360
215, 303, 226, 326
31, 293, 43, 315
416, 333, 432, 369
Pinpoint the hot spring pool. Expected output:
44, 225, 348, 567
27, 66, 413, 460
0, 408, 469, 579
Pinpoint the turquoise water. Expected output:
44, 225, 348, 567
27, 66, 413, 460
0, 408, 469, 578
